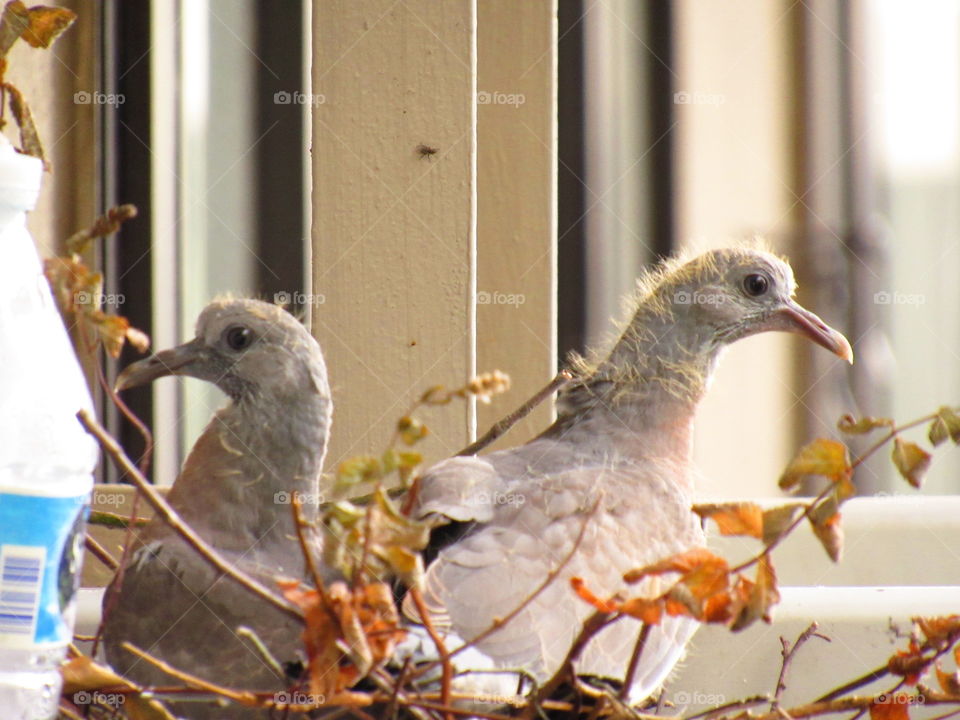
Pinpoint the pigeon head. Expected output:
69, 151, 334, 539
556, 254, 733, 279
652, 247, 853, 362
567, 247, 851, 411
116, 298, 329, 403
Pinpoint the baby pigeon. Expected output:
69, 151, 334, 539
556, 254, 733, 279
407, 247, 852, 704
101, 298, 333, 719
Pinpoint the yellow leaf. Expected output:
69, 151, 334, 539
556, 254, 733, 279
928, 406, 960, 447
693, 502, 764, 539
891, 438, 931, 489
21, 5, 75, 48
779, 438, 851, 491
838, 413, 894, 435
762, 503, 805, 546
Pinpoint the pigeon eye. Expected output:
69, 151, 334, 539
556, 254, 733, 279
224, 325, 254, 351
743, 273, 769, 297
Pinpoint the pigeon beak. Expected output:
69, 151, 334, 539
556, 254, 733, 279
115, 337, 207, 391
766, 301, 854, 364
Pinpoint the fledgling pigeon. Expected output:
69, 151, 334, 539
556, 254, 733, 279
101, 298, 334, 719
407, 247, 853, 704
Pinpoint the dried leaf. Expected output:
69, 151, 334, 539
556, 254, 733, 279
762, 503, 805, 546
915, 615, 960, 647
60, 656, 175, 720
928, 406, 960, 447
623, 548, 727, 584
663, 555, 730, 620
891, 438, 931, 489
936, 664, 960, 695
6, 81, 45, 167
693, 502, 763, 539
869, 696, 911, 720
19, 4, 75, 48
887, 640, 925, 684
419, 385, 450, 405
779, 438, 851, 491
837, 413, 894, 435
570, 576, 620, 614
95, 313, 131, 358
397, 416, 428, 446
0, 0, 29, 57
808, 496, 843, 563
730, 555, 780, 632
125, 326, 151, 353
619, 595, 664, 625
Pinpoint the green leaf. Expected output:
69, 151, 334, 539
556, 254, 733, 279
891, 437, 931, 489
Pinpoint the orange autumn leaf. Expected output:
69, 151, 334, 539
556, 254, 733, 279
693, 502, 763, 539
570, 577, 620, 614
915, 615, 960, 647
936, 664, 960, 695
887, 640, 926, 685
623, 548, 727, 584
762, 503, 805, 546
664, 556, 730, 620
869, 696, 911, 720
619, 596, 664, 625
730, 555, 780, 631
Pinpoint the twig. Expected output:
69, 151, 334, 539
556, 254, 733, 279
78, 409, 303, 622
521, 610, 619, 719
87, 509, 151, 529
771, 623, 829, 710
458, 370, 572, 456
403, 699, 517, 720
408, 586, 455, 720
682, 695, 770, 720
83, 534, 118, 571
56, 703, 85, 720
814, 665, 890, 704
121, 642, 260, 706
235, 626, 285, 678
619, 623, 652, 701
291, 495, 336, 618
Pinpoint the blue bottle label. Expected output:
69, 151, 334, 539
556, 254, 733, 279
0, 491, 89, 647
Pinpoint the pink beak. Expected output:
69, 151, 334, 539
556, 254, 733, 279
763, 301, 854, 364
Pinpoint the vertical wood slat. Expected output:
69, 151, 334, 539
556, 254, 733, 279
311, 1, 477, 471
476, 0, 557, 448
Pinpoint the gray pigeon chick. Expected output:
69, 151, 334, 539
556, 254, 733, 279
407, 247, 853, 704
102, 298, 333, 719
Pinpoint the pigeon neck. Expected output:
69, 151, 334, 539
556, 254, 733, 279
553, 300, 723, 478
168, 390, 331, 551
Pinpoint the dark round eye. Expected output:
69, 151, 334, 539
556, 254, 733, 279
224, 325, 254, 351
743, 273, 770, 297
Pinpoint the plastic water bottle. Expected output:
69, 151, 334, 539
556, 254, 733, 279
0, 135, 98, 718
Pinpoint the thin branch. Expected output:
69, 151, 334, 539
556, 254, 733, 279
521, 610, 619, 719
291, 495, 336, 617
78, 409, 303, 622
682, 695, 770, 720
619, 623, 651, 701
458, 370, 572, 456
408, 587, 454, 720
771, 623, 829, 710
121, 642, 259, 706
83, 534, 118, 571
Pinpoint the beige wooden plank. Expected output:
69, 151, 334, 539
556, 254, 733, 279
475, 0, 557, 450
311, 1, 477, 473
